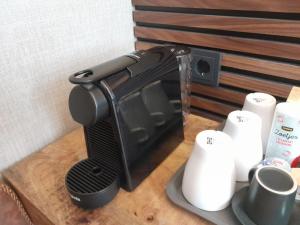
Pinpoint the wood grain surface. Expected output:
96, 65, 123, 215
191, 96, 239, 116
135, 41, 300, 82
135, 41, 158, 51
133, 0, 300, 118
191, 83, 246, 105
134, 40, 295, 116
3, 111, 300, 225
3, 115, 219, 225
132, 0, 300, 13
220, 72, 292, 98
287, 86, 300, 104
134, 11, 300, 38
222, 54, 300, 81
190, 108, 225, 123
134, 27, 300, 61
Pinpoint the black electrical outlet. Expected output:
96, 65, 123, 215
191, 48, 221, 86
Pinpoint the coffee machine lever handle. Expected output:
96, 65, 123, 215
69, 55, 136, 84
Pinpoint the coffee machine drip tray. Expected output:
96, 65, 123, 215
66, 158, 120, 209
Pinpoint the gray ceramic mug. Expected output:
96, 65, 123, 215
248, 157, 291, 182
245, 166, 297, 225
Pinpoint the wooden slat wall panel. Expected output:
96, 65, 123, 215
133, 0, 300, 13
191, 83, 246, 105
132, 1, 300, 119
191, 96, 239, 116
134, 11, 300, 38
190, 108, 224, 122
134, 27, 300, 61
135, 41, 158, 51
220, 72, 292, 98
136, 41, 300, 81
222, 54, 300, 81
134, 41, 295, 114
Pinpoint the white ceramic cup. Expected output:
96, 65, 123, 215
223, 110, 263, 182
242, 92, 276, 153
182, 130, 236, 211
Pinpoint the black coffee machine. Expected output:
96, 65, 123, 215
65, 46, 191, 209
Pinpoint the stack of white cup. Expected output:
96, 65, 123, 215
182, 92, 281, 211
242, 92, 276, 154
182, 130, 236, 211
223, 110, 263, 181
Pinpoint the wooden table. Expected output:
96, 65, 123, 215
3, 86, 300, 225
3, 115, 220, 225
3, 111, 300, 225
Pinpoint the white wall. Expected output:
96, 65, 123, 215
0, 0, 135, 170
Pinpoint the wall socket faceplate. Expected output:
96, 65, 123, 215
190, 48, 222, 87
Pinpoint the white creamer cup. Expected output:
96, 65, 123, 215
266, 102, 300, 166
